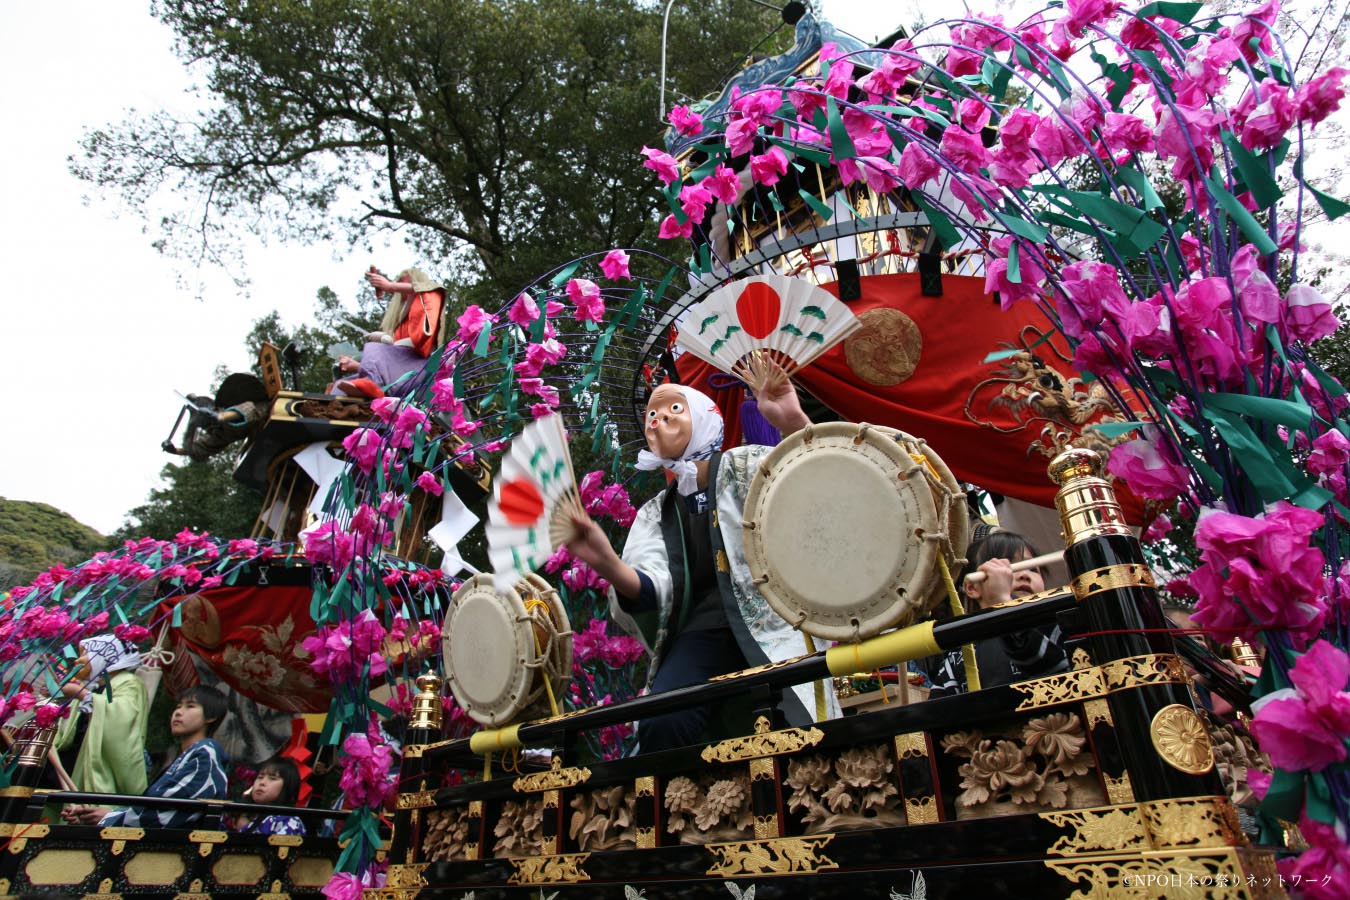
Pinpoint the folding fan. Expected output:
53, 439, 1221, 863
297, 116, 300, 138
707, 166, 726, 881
485, 414, 584, 591
675, 274, 862, 381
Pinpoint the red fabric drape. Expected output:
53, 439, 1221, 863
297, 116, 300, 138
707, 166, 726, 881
678, 273, 1140, 514
160, 586, 328, 713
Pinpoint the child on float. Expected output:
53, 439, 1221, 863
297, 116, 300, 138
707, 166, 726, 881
62, 685, 230, 828
564, 367, 833, 753
230, 756, 306, 836
926, 530, 1069, 698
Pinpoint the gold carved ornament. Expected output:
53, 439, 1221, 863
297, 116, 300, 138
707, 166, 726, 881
701, 716, 824, 764
705, 835, 839, 877
904, 795, 938, 825
1041, 806, 1151, 856
512, 758, 592, 793
1150, 705, 1216, 775
1011, 654, 1187, 711
1045, 848, 1266, 900
384, 864, 429, 889
395, 790, 437, 810
894, 732, 927, 759
1071, 564, 1157, 602
1141, 797, 1243, 850
507, 852, 591, 885
1103, 772, 1134, 805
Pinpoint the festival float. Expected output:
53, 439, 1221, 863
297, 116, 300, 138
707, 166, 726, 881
3, 2, 1349, 899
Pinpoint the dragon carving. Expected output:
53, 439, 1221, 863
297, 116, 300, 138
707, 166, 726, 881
965, 327, 1129, 459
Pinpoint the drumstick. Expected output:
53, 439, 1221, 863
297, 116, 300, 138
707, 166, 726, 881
962, 550, 1065, 584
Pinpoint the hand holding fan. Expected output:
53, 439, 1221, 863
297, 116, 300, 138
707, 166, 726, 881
485, 414, 585, 591
675, 274, 861, 392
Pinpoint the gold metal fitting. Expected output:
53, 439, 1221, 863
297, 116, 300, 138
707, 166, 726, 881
409, 674, 444, 733
1049, 448, 1131, 546
14, 723, 58, 768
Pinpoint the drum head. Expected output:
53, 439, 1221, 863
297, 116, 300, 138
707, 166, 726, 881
443, 575, 536, 727
743, 422, 962, 641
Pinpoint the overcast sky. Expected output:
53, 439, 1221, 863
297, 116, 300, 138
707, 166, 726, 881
0, 1, 897, 535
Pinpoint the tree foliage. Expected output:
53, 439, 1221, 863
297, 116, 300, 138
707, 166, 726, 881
114, 454, 263, 543
74, 0, 789, 300
0, 498, 110, 591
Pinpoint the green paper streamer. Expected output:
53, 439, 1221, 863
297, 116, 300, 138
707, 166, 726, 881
911, 194, 961, 250
1204, 175, 1278, 254
1003, 215, 1048, 243
797, 188, 834, 222
826, 98, 856, 160
1133, 1, 1204, 23
1202, 392, 1315, 430
473, 320, 493, 356
549, 261, 581, 287
1220, 131, 1283, 208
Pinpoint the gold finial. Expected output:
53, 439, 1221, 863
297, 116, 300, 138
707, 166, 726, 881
1231, 638, 1260, 667
1048, 448, 1130, 546
409, 674, 444, 732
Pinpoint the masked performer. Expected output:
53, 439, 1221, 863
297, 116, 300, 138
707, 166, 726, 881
52, 634, 150, 797
566, 373, 830, 752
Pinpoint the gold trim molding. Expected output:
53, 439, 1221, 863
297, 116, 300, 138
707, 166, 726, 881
507, 852, 591, 885
395, 790, 437, 810
1071, 564, 1157, 602
1012, 654, 1187, 710
706, 835, 839, 877
1042, 797, 1243, 857
512, 758, 592, 793
701, 716, 824, 763
1046, 846, 1280, 899
708, 653, 813, 682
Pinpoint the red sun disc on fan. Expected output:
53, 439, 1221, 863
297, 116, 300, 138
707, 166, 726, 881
735, 281, 781, 340
498, 478, 546, 526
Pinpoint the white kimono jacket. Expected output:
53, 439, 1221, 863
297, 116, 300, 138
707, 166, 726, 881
608, 445, 837, 726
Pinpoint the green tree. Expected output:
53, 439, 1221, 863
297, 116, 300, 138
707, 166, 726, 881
0, 499, 110, 591
114, 454, 264, 542
73, 0, 789, 299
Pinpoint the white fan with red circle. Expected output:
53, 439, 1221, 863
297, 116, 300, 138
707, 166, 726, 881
675, 274, 862, 383
485, 414, 583, 591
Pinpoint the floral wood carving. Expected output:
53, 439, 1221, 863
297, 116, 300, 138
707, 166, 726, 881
422, 807, 473, 862
493, 798, 547, 858
785, 743, 904, 834
569, 784, 638, 852
941, 712, 1103, 818
664, 771, 753, 845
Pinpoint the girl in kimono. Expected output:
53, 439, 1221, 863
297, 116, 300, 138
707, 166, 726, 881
566, 373, 832, 752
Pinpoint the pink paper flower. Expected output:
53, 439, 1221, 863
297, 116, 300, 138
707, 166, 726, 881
599, 249, 631, 281
940, 124, 991, 173
114, 624, 151, 643
897, 142, 940, 188
342, 428, 383, 473
731, 85, 782, 125
1238, 81, 1295, 150
1276, 814, 1350, 900
1285, 284, 1341, 344
455, 305, 493, 346
640, 146, 680, 184
507, 292, 540, 327
679, 183, 713, 222
701, 164, 740, 205
1296, 66, 1349, 125
415, 471, 443, 496
514, 339, 567, 378
667, 104, 704, 136
1102, 112, 1154, 156
1250, 640, 1350, 772
1189, 502, 1329, 645
658, 213, 694, 240
566, 278, 605, 323
1107, 437, 1190, 502
725, 117, 758, 156
1308, 429, 1350, 478
749, 146, 789, 186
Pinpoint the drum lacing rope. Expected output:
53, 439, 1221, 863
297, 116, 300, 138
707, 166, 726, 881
520, 597, 565, 719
